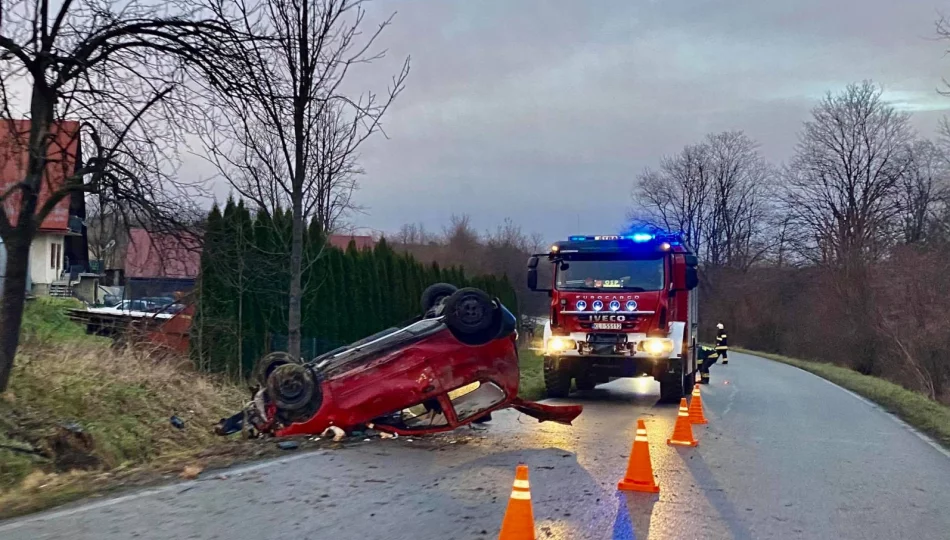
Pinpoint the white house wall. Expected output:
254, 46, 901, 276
28, 233, 65, 286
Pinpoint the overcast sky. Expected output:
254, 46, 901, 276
204, 0, 950, 242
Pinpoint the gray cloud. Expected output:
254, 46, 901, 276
206, 0, 950, 241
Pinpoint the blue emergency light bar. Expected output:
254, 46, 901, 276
567, 232, 682, 245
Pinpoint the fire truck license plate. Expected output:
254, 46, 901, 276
592, 323, 622, 330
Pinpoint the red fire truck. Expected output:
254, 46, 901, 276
527, 232, 700, 403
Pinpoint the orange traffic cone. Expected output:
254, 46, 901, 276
688, 386, 708, 425
499, 464, 536, 540
667, 398, 698, 446
617, 419, 660, 493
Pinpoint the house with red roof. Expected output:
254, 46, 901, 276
0, 119, 86, 297
123, 227, 201, 302
327, 234, 375, 251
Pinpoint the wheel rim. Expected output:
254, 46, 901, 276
456, 295, 486, 326
280, 376, 304, 400
272, 366, 309, 403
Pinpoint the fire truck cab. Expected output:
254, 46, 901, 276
527, 232, 700, 403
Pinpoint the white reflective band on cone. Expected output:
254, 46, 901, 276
512, 479, 530, 489
510, 491, 531, 500
679, 408, 688, 415
636, 429, 648, 436
635, 436, 649, 442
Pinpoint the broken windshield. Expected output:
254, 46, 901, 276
556, 258, 664, 291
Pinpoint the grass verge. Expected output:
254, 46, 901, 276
518, 348, 544, 401
736, 347, 950, 450
0, 306, 551, 518
0, 298, 248, 518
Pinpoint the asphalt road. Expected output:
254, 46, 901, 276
2, 351, 950, 539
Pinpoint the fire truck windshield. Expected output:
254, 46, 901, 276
555, 258, 664, 291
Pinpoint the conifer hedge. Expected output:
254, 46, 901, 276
193, 198, 518, 377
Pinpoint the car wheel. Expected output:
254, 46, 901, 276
444, 288, 494, 334
421, 283, 458, 312
575, 373, 597, 392
658, 370, 685, 404
255, 351, 300, 387
544, 357, 572, 398
266, 363, 316, 411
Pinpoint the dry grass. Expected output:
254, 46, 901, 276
0, 299, 247, 517
737, 348, 950, 450
518, 348, 544, 400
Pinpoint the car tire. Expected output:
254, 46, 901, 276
575, 373, 597, 392
266, 363, 317, 411
444, 288, 495, 334
255, 351, 300, 387
421, 283, 458, 312
658, 370, 685, 404
544, 357, 572, 398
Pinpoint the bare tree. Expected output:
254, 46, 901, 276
631, 142, 711, 255
897, 139, 948, 244
783, 81, 914, 266
0, 0, 236, 391
197, 0, 408, 360
440, 214, 481, 272
631, 131, 771, 269
703, 131, 772, 269
392, 222, 435, 245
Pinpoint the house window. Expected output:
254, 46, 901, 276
50, 243, 61, 271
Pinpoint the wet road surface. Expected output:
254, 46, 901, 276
2, 351, 950, 539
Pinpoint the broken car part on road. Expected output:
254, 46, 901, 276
214, 284, 583, 439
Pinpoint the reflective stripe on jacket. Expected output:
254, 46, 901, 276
716, 329, 728, 348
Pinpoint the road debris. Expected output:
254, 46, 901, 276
379, 432, 398, 439
321, 426, 346, 442
170, 416, 185, 430
277, 441, 300, 450
180, 465, 203, 480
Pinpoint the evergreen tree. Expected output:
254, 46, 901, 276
194, 203, 225, 372
428, 261, 442, 286
361, 248, 384, 333
329, 247, 348, 344
373, 239, 395, 325
194, 197, 527, 378
343, 241, 365, 339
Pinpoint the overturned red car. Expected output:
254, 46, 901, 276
215, 284, 583, 438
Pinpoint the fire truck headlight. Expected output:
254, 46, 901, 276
625, 300, 637, 312
609, 300, 620, 311
547, 337, 577, 353
642, 338, 674, 357
575, 300, 587, 311
592, 300, 603, 311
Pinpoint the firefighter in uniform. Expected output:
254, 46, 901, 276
697, 345, 718, 384
716, 322, 729, 365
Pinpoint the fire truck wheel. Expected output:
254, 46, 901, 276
574, 373, 597, 392
255, 351, 301, 387
543, 357, 572, 398
444, 288, 495, 335
421, 283, 458, 312
658, 371, 686, 404
266, 363, 317, 411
